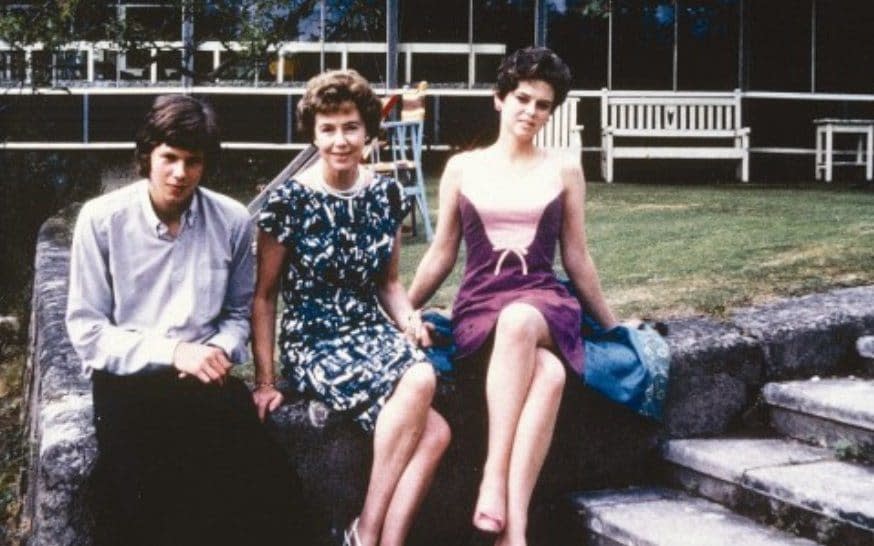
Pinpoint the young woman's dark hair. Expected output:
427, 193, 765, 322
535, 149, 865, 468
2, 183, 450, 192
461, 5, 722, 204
297, 69, 383, 141
495, 46, 572, 111
135, 94, 221, 177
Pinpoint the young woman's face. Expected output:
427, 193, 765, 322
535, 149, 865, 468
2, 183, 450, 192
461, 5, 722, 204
313, 102, 367, 177
495, 79, 555, 140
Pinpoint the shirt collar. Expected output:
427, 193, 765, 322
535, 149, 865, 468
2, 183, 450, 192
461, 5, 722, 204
138, 179, 200, 238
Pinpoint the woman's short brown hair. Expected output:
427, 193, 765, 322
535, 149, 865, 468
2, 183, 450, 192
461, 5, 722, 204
495, 47, 572, 112
135, 94, 221, 177
297, 69, 382, 141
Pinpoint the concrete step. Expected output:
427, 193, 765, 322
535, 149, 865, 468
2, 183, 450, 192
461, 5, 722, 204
570, 487, 820, 546
763, 378, 874, 461
663, 438, 874, 546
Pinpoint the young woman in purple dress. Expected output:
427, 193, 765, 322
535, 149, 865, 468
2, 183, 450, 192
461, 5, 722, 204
409, 47, 618, 545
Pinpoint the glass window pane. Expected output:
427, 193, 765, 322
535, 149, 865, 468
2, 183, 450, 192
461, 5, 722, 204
399, 0, 469, 84
815, 0, 874, 93
612, 0, 675, 89
195, 1, 318, 41
93, 50, 118, 81
125, 6, 180, 42
157, 50, 182, 81
400, 0, 468, 42
55, 50, 88, 82
746, 0, 811, 91
474, 0, 536, 54
409, 53, 468, 85
347, 53, 385, 83
275, 52, 344, 83
120, 49, 151, 81
547, 0, 609, 89
325, 0, 385, 42
677, 0, 739, 90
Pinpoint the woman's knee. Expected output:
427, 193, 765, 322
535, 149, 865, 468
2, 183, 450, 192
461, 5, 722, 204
397, 362, 437, 401
494, 303, 544, 342
534, 349, 566, 393
423, 412, 451, 453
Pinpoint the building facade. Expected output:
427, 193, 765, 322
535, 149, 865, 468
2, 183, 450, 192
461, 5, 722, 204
2, 1, 873, 181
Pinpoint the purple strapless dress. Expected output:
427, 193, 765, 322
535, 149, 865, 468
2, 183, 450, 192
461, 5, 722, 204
452, 190, 585, 375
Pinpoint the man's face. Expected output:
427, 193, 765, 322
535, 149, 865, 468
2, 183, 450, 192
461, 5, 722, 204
147, 143, 205, 216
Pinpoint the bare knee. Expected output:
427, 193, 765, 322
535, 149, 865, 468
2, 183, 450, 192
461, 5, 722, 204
494, 303, 544, 344
534, 349, 566, 395
423, 412, 451, 454
397, 362, 437, 402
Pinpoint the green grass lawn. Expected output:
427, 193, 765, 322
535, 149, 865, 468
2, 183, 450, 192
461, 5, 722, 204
395, 180, 874, 318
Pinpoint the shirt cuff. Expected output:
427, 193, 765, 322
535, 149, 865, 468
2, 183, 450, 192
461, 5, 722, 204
149, 336, 181, 367
206, 332, 246, 364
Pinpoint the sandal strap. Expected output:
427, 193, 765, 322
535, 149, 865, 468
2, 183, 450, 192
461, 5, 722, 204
344, 517, 362, 546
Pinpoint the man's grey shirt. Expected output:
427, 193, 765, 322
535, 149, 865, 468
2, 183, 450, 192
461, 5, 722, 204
66, 179, 255, 375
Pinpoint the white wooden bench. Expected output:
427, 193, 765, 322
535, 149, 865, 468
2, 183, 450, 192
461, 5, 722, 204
600, 89, 750, 182
535, 97, 583, 150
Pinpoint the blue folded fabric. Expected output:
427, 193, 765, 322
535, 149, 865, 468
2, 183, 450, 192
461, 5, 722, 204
420, 292, 671, 422
581, 313, 670, 421
421, 310, 456, 376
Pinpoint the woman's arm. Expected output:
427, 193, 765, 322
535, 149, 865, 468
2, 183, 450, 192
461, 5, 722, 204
251, 230, 289, 420
407, 153, 464, 309
559, 155, 619, 330
377, 231, 424, 342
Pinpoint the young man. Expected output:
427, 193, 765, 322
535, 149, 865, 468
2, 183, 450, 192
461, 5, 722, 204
66, 95, 309, 545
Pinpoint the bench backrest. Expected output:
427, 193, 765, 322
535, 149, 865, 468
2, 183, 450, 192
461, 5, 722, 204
535, 97, 582, 148
601, 90, 743, 132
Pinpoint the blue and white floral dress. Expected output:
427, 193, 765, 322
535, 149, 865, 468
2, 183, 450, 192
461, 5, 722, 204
258, 175, 428, 432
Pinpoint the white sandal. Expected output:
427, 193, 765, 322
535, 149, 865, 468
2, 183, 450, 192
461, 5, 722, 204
343, 517, 362, 546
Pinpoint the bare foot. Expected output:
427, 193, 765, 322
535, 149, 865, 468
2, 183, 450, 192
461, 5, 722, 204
472, 480, 506, 533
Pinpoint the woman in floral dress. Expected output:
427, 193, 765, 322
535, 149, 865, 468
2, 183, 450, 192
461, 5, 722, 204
251, 69, 450, 546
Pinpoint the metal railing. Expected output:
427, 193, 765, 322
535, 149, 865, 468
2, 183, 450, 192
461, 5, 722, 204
0, 40, 506, 87
3, 87, 873, 158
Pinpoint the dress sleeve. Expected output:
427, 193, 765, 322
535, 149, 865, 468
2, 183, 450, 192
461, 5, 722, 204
384, 176, 411, 230
257, 180, 300, 245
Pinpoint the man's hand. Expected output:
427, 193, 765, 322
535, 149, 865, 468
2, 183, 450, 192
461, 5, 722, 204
173, 342, 232, 384
252, 385, 284, 421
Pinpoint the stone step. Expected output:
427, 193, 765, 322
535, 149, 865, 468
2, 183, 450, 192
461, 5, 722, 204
663, 438, 874, 546
570, 487, 820, 546
763, 378, 874, 461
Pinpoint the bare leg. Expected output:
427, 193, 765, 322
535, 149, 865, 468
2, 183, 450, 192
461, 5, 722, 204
356, 363, 436, 546
474, 303, 553, 533
497, 349, 565, 546
378, 409, 451, 546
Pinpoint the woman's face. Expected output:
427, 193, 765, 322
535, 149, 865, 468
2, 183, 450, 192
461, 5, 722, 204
495, 79, 555, 140
313, 102, 367, 176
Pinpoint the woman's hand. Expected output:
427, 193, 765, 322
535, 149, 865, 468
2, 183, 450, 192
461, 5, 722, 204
404, 310, 433, 348
252, 384, 284, 421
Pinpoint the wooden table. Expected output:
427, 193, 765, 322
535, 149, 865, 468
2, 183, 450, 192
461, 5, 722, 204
814, 118, 874, 182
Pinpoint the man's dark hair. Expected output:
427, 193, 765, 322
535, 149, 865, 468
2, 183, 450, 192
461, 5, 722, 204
495, 47, 572, 111
135, 94, 221, 177
297, 69, 382, 142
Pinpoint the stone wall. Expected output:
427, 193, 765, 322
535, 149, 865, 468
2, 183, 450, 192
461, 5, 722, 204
21, 208, 874, 545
